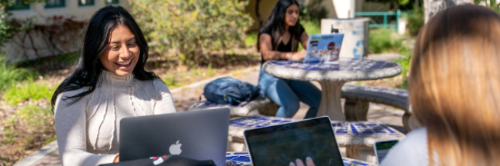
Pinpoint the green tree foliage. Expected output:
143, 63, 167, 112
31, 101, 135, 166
130, 0, 253, 65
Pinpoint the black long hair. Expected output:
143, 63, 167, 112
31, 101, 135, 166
51, 6, 158, 109
257, 0, 303, 52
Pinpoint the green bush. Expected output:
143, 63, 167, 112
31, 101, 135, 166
3, 79, 55, 105
244, 31, 258, 48
131, 0, 252, 65
406, 6, 424, 36
0, 56, 33, 91
394, 42, 412, 90
368, 28, 402, 54
300, 0, 327, 21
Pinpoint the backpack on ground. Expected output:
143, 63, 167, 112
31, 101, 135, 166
203, 77, 261, 105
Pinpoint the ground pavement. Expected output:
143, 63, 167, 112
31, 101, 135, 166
22, 54, 406, 166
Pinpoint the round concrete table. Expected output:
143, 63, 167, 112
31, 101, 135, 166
262, 58, 402, 121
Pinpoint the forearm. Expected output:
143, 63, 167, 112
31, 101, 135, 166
262, 50, 295, 60
59, 149, 116, 166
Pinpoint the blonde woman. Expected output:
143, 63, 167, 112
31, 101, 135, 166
381, 4, 500, 166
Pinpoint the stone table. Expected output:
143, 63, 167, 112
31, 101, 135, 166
262, 58, 401, 121
227, 116, 405, 163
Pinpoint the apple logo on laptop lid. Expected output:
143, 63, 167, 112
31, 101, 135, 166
169, 140, 182, 155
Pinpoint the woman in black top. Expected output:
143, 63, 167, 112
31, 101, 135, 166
257, 0, 321, 118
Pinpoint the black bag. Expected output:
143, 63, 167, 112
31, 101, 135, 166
203, 77, 260, 105
98, 155, 216, 166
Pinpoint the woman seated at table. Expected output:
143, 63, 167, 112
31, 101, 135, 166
51, 6, 176, 165
292, 4, 500, 166
381, 4, 500, 166
257, 0, 321, 118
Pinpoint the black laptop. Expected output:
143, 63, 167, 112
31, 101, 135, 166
244, 116, 344, 166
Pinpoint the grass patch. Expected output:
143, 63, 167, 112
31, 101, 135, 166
5, 105, 53, 133
369, 28, 403, 54
163, 76, 183, 89
1, 105, 55, 165
3, 80, 56, 105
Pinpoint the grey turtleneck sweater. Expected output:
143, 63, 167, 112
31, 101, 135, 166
54, 71, 177, 166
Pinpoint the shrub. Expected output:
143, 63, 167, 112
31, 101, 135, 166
0, 56, 33, 91
406, 6, 424, 36
3, 79, 55, 105
131, 0, 253, 66
368, 28, 402, 54
394, 42, 412, 90
300, 0, 328, 22
244, 31, 258, 48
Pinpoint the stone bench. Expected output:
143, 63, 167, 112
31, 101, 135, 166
341, 84, 420, 131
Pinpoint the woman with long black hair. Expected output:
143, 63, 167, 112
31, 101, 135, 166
51, 6, 176, 165
258, 0, 321, 118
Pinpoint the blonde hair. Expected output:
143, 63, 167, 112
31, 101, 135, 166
410, 4, 500, 166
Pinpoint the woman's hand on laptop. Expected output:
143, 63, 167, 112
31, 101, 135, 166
289, 157, 315, 166
113, 154, 119, 163
289, 50, 306, 61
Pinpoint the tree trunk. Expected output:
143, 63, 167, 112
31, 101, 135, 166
424, 0, 474, 23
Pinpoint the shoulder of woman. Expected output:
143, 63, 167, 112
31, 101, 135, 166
151, 78, 172, 91
54, 87, 90, 114
57, 87, 90, 101
260, 26, 273, 36
381, 127, 428, 166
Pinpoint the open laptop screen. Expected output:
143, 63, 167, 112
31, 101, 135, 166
244, 117, 343, 166
304, 33, 344, 63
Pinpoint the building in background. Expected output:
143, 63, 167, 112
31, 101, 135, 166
8, 0, 130, 24
3, 0, 130, 62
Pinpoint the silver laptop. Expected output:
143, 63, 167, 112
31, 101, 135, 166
119, 108, 230, 166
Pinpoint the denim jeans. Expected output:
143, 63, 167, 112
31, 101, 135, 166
258, 69, 321, 118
